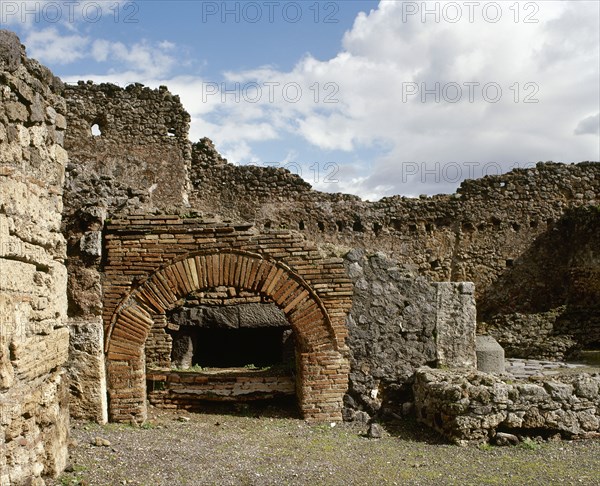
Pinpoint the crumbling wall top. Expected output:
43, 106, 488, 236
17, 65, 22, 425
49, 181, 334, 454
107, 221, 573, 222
64, 81, 190, 149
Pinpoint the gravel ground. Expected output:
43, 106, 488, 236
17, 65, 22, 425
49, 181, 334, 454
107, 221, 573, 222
52, 404, 600, 486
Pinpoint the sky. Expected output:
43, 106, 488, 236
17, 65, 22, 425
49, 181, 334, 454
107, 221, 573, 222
2, 0, 599, 200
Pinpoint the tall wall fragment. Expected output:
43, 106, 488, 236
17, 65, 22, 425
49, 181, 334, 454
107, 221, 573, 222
62, 81, 192, 422
0, 30, 69, 485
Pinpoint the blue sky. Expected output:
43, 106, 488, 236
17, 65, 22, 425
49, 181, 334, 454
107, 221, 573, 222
3, 0, 599, 200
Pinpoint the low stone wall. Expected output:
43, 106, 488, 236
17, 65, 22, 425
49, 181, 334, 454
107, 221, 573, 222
414, 367, 600, 445
147, 369, 295, 408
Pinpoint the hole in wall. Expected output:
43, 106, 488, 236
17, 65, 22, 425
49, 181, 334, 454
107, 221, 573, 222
298, 220, 305, 231
167, 128, 176, 137
352, 219, 364, 232
336, 221, 345, 232
91, 123, 102, 136
318, 222, 325, 232
435, 217, 452, 228
373, 222, 382, 236
390, 219, 402, 231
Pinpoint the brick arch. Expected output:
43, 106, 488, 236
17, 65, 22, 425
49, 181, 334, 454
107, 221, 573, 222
105, 250, 349, 423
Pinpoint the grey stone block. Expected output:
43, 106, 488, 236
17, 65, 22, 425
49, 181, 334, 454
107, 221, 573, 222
435, 282, 477, 369
476, 335, 505, 373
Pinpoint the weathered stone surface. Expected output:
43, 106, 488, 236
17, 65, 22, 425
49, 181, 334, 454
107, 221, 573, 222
67, 319, 108, 423
367, 422, 384, 439
435, 282, 477, 369
343, 250, 475, 420
0, 30, 22, 72
171, 333, 194, 369
493, 432, 519, 446
343, 250, 437, 419
170, 303, 287, 329
414, 367, 600, 445
481, 206, 600, 360
476, 335, 505, 373
80, 231, 102, 258
1, 30, 69, 482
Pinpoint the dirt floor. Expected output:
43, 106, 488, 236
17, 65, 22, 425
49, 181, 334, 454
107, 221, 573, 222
52, 402, 600, 486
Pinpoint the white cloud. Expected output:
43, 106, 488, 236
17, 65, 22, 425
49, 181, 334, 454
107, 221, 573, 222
93, 39, 177, 78
90, 38, 111, 62
7, 0, 175, 78
220, 141, 255, 165
575, 113, 600, 136
23, 28, 89, 64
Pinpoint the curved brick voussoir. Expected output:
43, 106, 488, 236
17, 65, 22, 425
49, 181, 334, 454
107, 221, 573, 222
111, 251, 337, 353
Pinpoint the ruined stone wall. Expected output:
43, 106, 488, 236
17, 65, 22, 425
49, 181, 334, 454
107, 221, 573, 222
414, 367, 600, 445
343, 250, 476, 421
190, 142, 598, 304
190, 138, 316, 220
49, 47, 598, 429
62, 82, 193, 422
191, 145, 599, 362
0, 31, 69, 484
481, 206, 600, 360
63, 81, 191, 211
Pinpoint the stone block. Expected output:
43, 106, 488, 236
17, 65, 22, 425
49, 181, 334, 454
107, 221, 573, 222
476, 335, 505, 373
80, 231, 102, 257
68, 319, 108, 423
435, 282, 477, 369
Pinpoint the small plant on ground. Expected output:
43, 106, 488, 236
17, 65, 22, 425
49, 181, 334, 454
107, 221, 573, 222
172, 364, 204, 372
519, 437, 541, 451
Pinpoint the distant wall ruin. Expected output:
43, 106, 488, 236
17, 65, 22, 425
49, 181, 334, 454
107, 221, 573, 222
191, 139, 598, 300
190, 139, 599, 361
